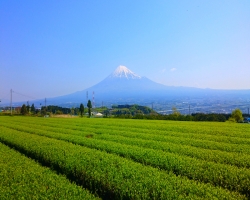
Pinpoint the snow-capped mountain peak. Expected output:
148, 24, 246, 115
109, 65, 141, 79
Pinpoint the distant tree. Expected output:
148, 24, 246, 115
230, 108, 243, 122
103, 109, 110, 117
172, 107, 181, 117
56, 110, 63, 114
228, 117, 236, 123
87, 100, 92, 117
71, 107, 75, 115
31, 104, 35, 113
26, 104, 30, 114
20, 104, 27, 115
41, 106, 47, 115
80, 103, 84, 117
74, 107, 79, 115
44, 105, 71, 114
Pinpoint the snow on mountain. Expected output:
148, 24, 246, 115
109, 65, 141, 79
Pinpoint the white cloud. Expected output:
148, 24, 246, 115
170, 68, 177, 72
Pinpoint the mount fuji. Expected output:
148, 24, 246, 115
45, 66, 250, 106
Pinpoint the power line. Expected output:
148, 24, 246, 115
12, 91, 37, 100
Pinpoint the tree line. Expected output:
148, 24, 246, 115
113, 107, 246, 123
17, 101, 246, 123
18, 100, 93, 117
111, 104, 156, 116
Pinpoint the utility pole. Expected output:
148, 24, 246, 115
10, 89, 12, 115
44, 98, 47, 115
189, 104, 190, 115
248, 108, 249, 116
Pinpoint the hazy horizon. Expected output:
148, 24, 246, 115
1, 1, 250, 102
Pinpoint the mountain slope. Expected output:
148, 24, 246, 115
45, 66, 250, 105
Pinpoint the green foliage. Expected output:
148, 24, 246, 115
80, 103, 84, 117
30, 103, 35, 113
172, 107, 181, 116
0, 142, 99, 200
192, 113, 227, 122
71, 107, 75, 115
2, 119, 250, 195
87, 100, 92, 117
42, 105, 71, 114
41, 106, 47, 115
102, 108, 110, 117
111, 104, 229, 122
26, 104, 30, 114
112, 104, 156, 116
228, 117, 236, 122
1, 117, 250, 199
20, 104, 27, 115
0, 129, 244, 199
231, 108, 244, 123
56, 110, 63, 114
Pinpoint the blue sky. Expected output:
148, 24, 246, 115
1, 0, 250, 102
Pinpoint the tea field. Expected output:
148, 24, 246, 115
0, 116, 250, 199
